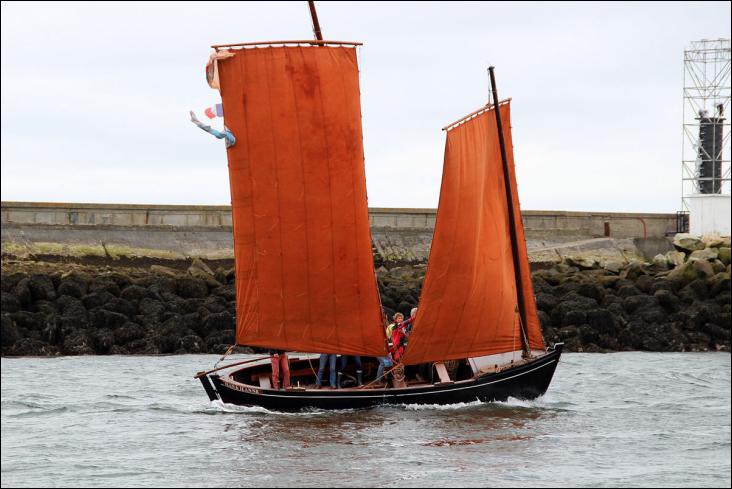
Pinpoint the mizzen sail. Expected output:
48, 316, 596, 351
215, 44, 386, 356
401, 101, 544, 365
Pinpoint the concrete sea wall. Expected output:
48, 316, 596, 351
1, 202, 678, 265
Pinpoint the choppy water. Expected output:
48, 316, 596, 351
1, 353, 730, 488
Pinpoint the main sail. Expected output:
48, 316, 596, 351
401, 101, 545, 365
215, 44, 386, 356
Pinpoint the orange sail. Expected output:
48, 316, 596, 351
401, 101, 544, 365
215, 44, 386, 356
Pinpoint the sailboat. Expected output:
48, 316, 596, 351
196, 11, 562, 411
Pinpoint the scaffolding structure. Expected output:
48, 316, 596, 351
682, 39, 731, 212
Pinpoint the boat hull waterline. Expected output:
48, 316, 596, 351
200, 344, 563, 411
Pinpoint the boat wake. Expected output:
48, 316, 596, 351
399, 400, 487, 411
209, 400, 357, 416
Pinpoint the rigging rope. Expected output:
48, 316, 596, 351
214, 344, 236, 369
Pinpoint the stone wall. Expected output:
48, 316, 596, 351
2, 202, 678, 264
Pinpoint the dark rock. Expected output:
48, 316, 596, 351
214, 267, 228, 285
89, 277, 121, 297
108, 272, 134, 289
531, 277, 552, 294
57, 295, 87, 318
199, 311, 234, 338
596, 334, 619, 350
89, 309, 128, 329
618, 324, 644, 350
57, 277, 88, 299
146, 276, 177, 299
535, 293, 558, 312
113, 322, 146, 345
9, 338, 57, 356
1, 314, 20, 347
175, 277, 208, 299
640, 307, 667, 325
206, 329, 235, 350
177, 334, 203, 353
91, 329, 115, 354
654, 289, 680, 312
685, 331, 713, 351
32, 300, 58, 317
62, 330, 95, 355
702, 323, 730, 341
212, 284, 236, 301
577, 282, 605, 303
649, 279, 674, 294
678, 279, 708, 302
598, 275, 622, 289
551, 297, 597, 327
635, 275, 655, 294
110, 345, 129, 355
120, 285, 153, 303
100, 297, 137, 318
178, 298, 205, 314
10, 311, 43, 331
578, 325, 599, 344
605, 302, 626, 324
580, 342, 603, 353
618, 285, 642, 298
1, 272, 27, 293
537, 310, 552, 329
28, 274, 56, 301
126, 338, 159, 354
13, 278, 32, 309
557, 326, 579, 340
42, 317, 63, 345
715, 292, 731, 307
587, 308, 617, 335
139, 298, 165, 319
708, 273, 731, 298
1, 292, 21, 313
682, 303, 721, 331
623, 295, 658, 314
202, 295, 228, 314
82, 291, 116, 310
562, 310, 587, 327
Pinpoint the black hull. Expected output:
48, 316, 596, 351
201, 344, 563, 411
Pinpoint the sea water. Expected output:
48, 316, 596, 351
1, 353, 730, 488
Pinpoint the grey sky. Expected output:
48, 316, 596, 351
1, 1, 730, 212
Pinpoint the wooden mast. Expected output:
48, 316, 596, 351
488, 66, 531, 358
308, 1, 324, 41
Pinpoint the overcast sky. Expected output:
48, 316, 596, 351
1, 1, 730, 212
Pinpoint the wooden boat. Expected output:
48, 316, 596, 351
196, 4, 562, 410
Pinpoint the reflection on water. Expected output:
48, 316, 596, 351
2, 353, 730, 488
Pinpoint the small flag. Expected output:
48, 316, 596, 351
204, 104, 224, 119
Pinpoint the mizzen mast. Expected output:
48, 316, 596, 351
488, 66, 531, 358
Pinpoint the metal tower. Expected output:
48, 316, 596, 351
682, 39, 731, 235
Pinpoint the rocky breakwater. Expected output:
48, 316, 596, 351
376, 234, 730, 353
534, 234, 730, 352
1, 258, 249, 356
1, 234, 729, 356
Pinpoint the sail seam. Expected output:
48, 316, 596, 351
238, 50, 262, 345
287, 47, 313, 347
312, 48, 341, 351
263, 49, 288, 347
